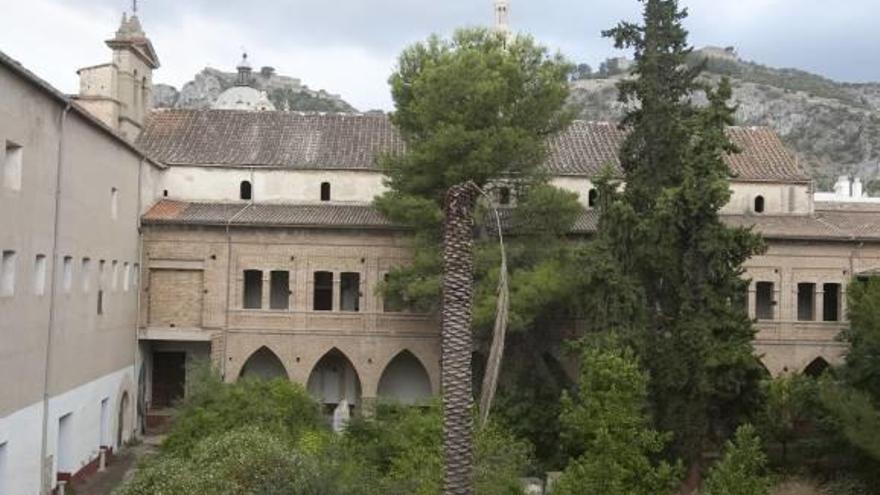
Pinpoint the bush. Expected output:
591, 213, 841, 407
703, 424, 771, 495
554, 342, 680, 495
161, 364, 322, 456
116, 427, 302, 495
345, 402, 532, 495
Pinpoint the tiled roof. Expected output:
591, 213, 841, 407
137, 110, 404, 170
142, 200, 395, 229
138, 110, 809, 182
144, 200, 879, 242
723, 211, 880, 241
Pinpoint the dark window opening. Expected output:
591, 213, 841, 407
340, 272, 360, 312
270, 271, 290, 310
320, 182, 331, 201
97, 290, 104, 315
804, 357, 830, 378
754, 195, 765, 213
797, 283, 816, 321
163, 189, 168, 197
498, 187, 511, 205
588, 188, 598, 208
313, 271, 333, 311
823, 283, 841, 322
243, 270, 262, 309
756, 281, 775, 320
240, 181, 253, 201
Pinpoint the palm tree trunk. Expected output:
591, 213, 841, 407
441, 181, 479, 495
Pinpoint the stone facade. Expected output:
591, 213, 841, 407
139, 225, 440, 413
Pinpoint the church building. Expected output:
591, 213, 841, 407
0, 2, 879, 493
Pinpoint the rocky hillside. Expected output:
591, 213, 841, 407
570, 48, 880, 191
153, 66, 357, 113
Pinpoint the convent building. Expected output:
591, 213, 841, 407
0, 7, 879, 495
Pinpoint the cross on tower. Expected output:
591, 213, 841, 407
132, 0, 138, 14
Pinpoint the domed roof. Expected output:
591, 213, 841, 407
213, 87, 277, 111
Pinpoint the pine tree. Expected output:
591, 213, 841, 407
555, 339, 680, 495
380, 28, 574, 494
703, 424, 771, 495
601, 0, 767, 478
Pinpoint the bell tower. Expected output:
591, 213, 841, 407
75, 3, 160, 140
493, 0, 510, 34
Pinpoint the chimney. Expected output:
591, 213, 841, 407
834, 176, 851, 197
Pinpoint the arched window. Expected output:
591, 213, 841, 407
754, 195, 765, 213
240, 181, 252, 200
320, 182, 331, 201
588, 188, 598, 208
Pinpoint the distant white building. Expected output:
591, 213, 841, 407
815, 176, 880, 204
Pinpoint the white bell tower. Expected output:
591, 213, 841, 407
494, 0, 510, 34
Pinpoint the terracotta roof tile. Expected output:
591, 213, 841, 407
137, 110, 404, 170
142, 200, 395, 229
145, 200, 880, 242
138, 110, 809, 182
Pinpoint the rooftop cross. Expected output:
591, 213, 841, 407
132, 0, 138, 15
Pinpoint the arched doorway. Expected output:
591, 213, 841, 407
804, 357, 830, 378
116, 391, 129, 448
239, 346, 288, 380
307, 349, 362, 427
377, 350, 432, 404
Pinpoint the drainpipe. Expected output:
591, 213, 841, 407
222, 195, 253, 379
134, 158, 145, 438
39, 102, 72, 495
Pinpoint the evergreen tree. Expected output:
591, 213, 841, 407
703, 424, 771, 495
600, 0, 767, 476
379, 28, 575, 493
554, 340, 680, 495
840, 276, 880, 401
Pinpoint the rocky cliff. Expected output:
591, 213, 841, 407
570, 48, 880, 190
153, 66, 357, 113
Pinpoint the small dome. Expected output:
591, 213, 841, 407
213, 86, 277, 111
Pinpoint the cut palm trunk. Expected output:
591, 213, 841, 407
441, 181, 479, 495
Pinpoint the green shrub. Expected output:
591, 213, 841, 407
554, 342, 680, 495
345, 402, 532, 495
161, 365, 322, 456
703, 424, 771, 495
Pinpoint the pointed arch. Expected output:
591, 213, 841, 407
239, 346, 288, 380
307, 348, 362, 411
804, 357, 830, 378
378, 350, 432, 404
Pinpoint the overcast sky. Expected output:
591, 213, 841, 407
0, 0, 877, 111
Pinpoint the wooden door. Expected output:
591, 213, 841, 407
151, 352, 186, 409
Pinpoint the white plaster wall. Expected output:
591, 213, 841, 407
723, 183, 812, 215
550, 176, 595, 208
0, 366, 134, 494
158, 167, 389, 203
77, 65, 115, 99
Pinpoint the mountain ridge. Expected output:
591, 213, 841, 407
153, 66, 357, 114
570, 47, 880, 191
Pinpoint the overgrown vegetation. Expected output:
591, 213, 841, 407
116, 371, 531, 495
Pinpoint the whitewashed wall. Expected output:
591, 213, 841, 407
0, 366, 135, 494
723, 183, 812, 215
157, 167, 388, 203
